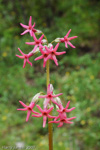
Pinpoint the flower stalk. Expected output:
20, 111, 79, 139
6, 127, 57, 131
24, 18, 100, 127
46, 59, 53, 150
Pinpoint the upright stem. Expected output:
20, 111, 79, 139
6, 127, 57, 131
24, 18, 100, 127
46, 60, 53, 150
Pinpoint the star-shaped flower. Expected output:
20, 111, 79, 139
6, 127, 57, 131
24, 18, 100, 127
34, 46, 51, 67
35, 43, 66, 67
45, 43, 66, 66
39, 84, 63, 108
32, 105, 56, 127
20, 16, 36, 36
49, 116, 76, 127
17, 101, 39, 122
49, 101, 76, 127
16, 48, 33, 68
60, 29, 77, 48
57, 101, 75, 113
26, 33, 44, 52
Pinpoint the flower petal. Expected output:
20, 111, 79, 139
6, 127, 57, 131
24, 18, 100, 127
20, 23, 28, 29
26, 110, 31, 122
19, 101, 27, 108
21, 30, 29, 35
68, 41, 75, 48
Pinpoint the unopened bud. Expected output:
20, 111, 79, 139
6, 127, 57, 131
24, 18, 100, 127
31, 92, 42, 103
36, 30, 42, 35
54, 38, 61, 42
42, 39, 47, 44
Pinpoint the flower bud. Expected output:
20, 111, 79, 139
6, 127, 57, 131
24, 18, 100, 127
50, 84, 54, 92
48, 43, 53, 48
35, 30, 42, 35
42, 39, 47, 44
54, 38, 61, 42
31, 92, 42, 103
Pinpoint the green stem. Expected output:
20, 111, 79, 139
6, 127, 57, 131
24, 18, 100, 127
46, 60, 53, 150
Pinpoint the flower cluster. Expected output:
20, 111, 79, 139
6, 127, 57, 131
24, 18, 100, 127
17, 84, 76, 127
16, 16, 77, 68
17, 16, 77, 128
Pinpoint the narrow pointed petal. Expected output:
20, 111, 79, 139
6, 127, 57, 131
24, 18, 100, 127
57, 122, 63, 127
54, 116, 59, 121
20, 23, 28, 29
43, 116, 47, 128
67, 117, 76, 121
66, 107, 75, 112
66, 29, 71, 37
35, 55, 43, 61
27, 59, 32, 66
39, 47, 45, 54
47, 106, 54, 113
52, 55, 58, 66
52, 93, 63, 98
32, 22, 35, 28
51, 98, 59, 106
19, 101, 27, 108
18, 48, 24, 55
21, 30, 29, 35
48, 114, 56, 118
25, 42, 35, 45
68, 36, 78, 40
45, 46, 51, 52
55, 51, 66, 56
39, 34, 44, 41
17, 108, 27, 111
66, 121, 73, 124
28, 52, 34, 58
32, 114, 42, 117
54, 43, 59, 52
43, 60, 47, 68
33, 33, 37, 41
26, 111, 31, 122
29, 16, 32, 27
65, 101, 70, 109
32, 45, 38, 52
31, 110, 40, 114
16, 55, 24, 59
23, 59, 27, 68
36, 105, 43, 113
29, 30, 33, 37
68, 41, 75, 48
65, 41, 68, 48
39, 95, 47, 98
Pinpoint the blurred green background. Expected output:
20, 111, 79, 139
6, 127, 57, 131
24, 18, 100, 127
0, 0, 100, 150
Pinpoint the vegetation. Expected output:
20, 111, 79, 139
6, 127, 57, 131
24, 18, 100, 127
0, 0, 100, 150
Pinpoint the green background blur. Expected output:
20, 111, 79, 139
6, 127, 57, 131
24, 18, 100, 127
0, 0, 100, 150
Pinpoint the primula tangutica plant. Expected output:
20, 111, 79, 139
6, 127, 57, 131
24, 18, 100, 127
17, 16, 77, 150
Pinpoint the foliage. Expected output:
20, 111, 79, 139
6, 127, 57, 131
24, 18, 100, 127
0, 53, 100, 149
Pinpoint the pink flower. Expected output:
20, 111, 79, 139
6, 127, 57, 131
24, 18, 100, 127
45, 43, 66, 66
16, 48, 33, 68
39, 84, 63, 108
60, 29, 77, 48
20, 16, 36, 36
32, 105, 56, 127
57, 101, 75, 113
34, 47, 51, 68
49, 101, 76, 127
17, 101, 39, 122
35, 43, 66, 67
49, 116, 76, 127
26, 33, 44, 52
